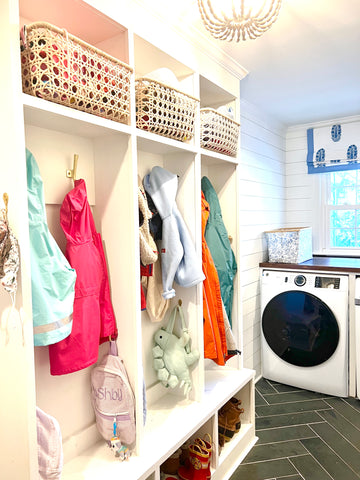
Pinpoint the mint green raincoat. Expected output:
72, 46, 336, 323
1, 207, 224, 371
27, 149, 76, 346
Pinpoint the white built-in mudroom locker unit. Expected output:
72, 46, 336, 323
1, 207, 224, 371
1, 0, 257, 479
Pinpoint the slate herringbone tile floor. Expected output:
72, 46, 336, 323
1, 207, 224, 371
230, 378, 360, 480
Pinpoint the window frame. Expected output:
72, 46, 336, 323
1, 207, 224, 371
317, 172, 360, 255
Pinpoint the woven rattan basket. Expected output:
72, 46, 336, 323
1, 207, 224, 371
20, 22, 133, 124
135, 78, 199, 142
200, 108, 240, 157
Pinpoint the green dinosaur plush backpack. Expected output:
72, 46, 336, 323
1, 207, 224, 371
152, 303, 199, 396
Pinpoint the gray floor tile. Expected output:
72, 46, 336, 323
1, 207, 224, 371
230, 458, 297, 480
257, 378, 278, 395
309, 422, 360, 474
324, 397, 360, 430
275, 476, 303, 480
237, 379, 360, 480
344, 397, 360, 413
317, 408, 360, 449
256, 424, 318, 445
290, 454, 333, 480
270, 382, 303, 393
301, 437, 360, 480
256, 389, 269, 406
256, 399, 331, 417
243, 440, 307, 463
256, 410, 324, 430
263, 390, 331, 405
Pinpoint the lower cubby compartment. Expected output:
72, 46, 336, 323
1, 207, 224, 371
159, 417, 215, 480
62, 368, 255, 480
205, 368, 257, 479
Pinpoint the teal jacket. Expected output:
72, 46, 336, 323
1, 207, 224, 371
27, 149, 76, 346
201, 176, 237, 326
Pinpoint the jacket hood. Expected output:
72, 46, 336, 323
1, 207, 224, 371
201, 176, 222, 221
60, 179, 94, 244
143, 166, 177, 219
27, 148, 46, 222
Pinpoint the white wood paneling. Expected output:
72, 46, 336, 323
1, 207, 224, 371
240, 100, 286, 378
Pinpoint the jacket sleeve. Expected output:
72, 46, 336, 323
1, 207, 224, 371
173, 204, 205, 288
160, 214, 184, 299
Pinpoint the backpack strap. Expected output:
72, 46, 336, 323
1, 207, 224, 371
177, 305, 191, 354
109, 340, 118, 356
165, 304, 191, 353
165, 305, 177, 334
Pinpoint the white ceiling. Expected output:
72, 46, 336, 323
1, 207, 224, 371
220, 0, 360, 126
148, 0, 360, 127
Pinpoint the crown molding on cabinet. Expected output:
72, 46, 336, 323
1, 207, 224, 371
85, 0, 248, 82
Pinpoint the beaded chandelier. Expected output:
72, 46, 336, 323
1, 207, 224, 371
197, 0, 282, 42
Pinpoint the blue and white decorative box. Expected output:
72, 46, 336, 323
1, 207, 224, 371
265, 227, 313, 264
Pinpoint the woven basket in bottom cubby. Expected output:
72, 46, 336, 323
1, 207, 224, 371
20, 22, 132, 124
200, 108, 240, 157
135, 78, 199, 142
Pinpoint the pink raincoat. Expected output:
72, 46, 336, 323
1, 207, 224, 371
49, 179, 117, 375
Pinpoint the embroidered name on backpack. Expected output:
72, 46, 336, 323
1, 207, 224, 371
92, 386, 123, 401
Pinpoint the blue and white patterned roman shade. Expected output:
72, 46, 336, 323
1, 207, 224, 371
307, 122, 360, 174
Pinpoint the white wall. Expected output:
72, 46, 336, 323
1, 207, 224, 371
285, 126, 313, 228
240, 100, 286, 378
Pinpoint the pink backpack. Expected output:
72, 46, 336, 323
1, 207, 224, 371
91, 341, 136, 448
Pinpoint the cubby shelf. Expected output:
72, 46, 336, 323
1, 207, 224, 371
22, 93, 133, 137
61, 369, 255, 480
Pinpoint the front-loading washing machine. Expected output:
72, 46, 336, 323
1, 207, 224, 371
261, 269, 348, 397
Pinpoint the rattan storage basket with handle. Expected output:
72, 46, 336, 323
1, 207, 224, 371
200, 108, 240, 157
20, 22, 133, 124
135, 77, 199, 142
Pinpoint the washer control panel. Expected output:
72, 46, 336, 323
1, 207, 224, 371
262, 270, 346, 291
315, 276, 340, 289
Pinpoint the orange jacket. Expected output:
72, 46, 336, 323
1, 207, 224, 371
202, 193, 227, 365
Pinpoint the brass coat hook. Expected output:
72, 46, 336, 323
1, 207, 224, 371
66, 154, 79, 184
3, 192, 8, 219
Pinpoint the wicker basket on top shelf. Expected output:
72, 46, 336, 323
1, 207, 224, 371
20, 22, 132, 124
200, 108, 240, 157
135, 77, 199, 142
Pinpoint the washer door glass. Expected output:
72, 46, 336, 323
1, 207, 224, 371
262, 290, 340, 367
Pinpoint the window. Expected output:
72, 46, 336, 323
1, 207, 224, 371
324, 170, 360, 250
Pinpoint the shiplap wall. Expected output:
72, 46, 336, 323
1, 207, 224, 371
241, 112, 360, 378
240, 100, 286, 378
286, 126, 313, 228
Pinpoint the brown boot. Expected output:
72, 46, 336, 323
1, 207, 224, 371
180, 439, 192, 466
161, 448, 182, 475
218, 398, 244, 446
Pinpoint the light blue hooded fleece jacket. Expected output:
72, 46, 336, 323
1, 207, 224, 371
143, 167, 204, 299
